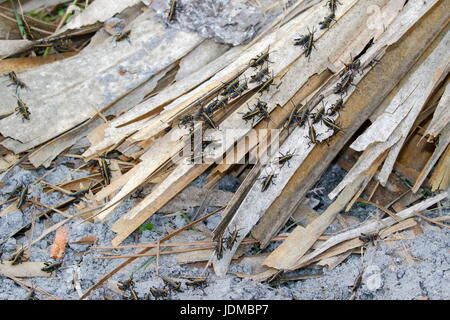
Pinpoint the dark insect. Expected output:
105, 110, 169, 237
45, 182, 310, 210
67, 189, 89, 204
277, 149, 296, 168
15, 98, 31, 121
249, 48, 273, 69
26, 289, 37, 300
185, 277, 208, 288
204, 99, 219, 115
114, 30, 131, 44
225, 227, 240, 250
257, 74, 277, 95
322, 117, 343, 134
129, 288, 140, 300
250, 67, 270, 83
15, 12, 34, 41
16, 184, 29, 210
216, 96, 229, 109
98, 159, 112, 185
295, 107, 310, 128
286, 102, 301, 131
199, 109, 217, 129
305, 123, 321, 146
215, 237, 225, 260
294, 27, 316, 56
4, 72, 27, 93
229, 79, 249, 99
102, 150, 123, 160
303, 27, 317, 60
319, 13, 336, 29
368, 57, 381, 68
350, 271, 363, 294
334, 72, 356, 95
149, 287, 169, 300
327, 98, 344, 116
178, 114, 194, 128
118, 278, 135, 291
310, 103, 326, 124
168, 0, 177, 22
221, 78, 240, 96
294, 33, 310, 47
203, 96, 228, 115
41, 261, 62, 273
240, 104, 263, 125
10, 246, 26, 265
260, 172, 277, 192
266, 270, 283, 284
258, 101, 273, 122
7, 185, 23, 200
359, 233, 378, 243
325, 0, 342, 13
256, 101, 272, 123
240, 100, 269, 125
33, 37, 73, 48
342, 58, 362, 75
161, 276, 182, 292
0, 246, 3, 264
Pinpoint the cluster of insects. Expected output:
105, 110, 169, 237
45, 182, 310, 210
118, 278, 141, 300
177, 49, 278, 163
118, 274, 207, 300
294, 0, 343, 59
285, 97, 344, 149
41, 261, 62, 274
148, 276, 208, 299
294, 27, 317, 60
32, 36, 73, 51
215, 226, 241, 260
335, 55, 361, 96
3, 72, 31, 121
147, 275, 186, 300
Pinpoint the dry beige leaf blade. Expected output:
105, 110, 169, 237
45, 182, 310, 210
430, 144, 450, 191
424, 80, 450, 139
0, 40, 31, 60
57, 0, 142, 33
0, 261, 52, 278
412, 125, 450, 193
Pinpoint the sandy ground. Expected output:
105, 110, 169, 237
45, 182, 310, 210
0, 162, 448, 300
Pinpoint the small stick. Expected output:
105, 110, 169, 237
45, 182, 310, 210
357, 198, 401, 223
96, 245, 214, 260
155, 240, 160, 276
416, 213, 450, 229
28, 199, 73, 219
